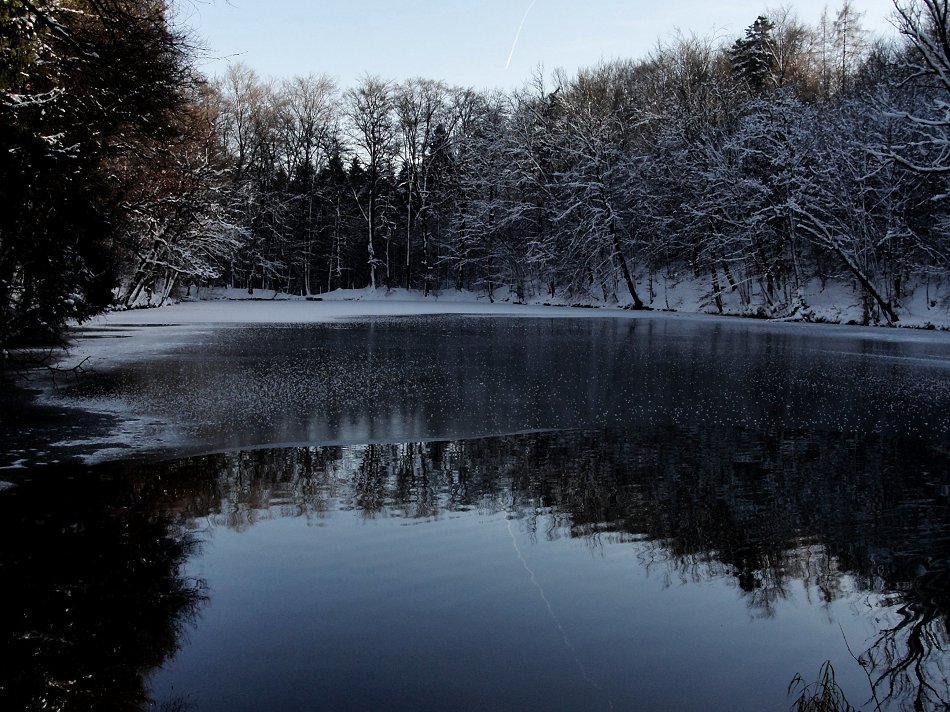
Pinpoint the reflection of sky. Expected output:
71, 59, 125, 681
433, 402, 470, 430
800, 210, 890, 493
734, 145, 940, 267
180, 0, 900, 91
148, 503, 884, 711
137, 427, 947, 711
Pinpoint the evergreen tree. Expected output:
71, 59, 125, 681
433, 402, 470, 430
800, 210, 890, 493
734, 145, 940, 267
730, 16, 779, 93
0, 0, 197, 355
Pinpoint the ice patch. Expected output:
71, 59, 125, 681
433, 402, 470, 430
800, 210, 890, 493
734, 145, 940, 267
29, 294, 950, 464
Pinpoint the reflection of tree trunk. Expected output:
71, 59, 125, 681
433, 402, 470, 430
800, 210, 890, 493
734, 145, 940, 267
867, 569, 950, 711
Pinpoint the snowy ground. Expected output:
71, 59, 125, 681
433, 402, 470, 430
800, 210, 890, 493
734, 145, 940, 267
149, 274, 950, 330
83, 284, 950, 361
646, 274, 950, 329
158, 273, 950, 330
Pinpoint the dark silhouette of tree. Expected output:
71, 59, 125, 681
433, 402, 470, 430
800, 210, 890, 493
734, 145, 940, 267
730, 16, 780, 93
0, 465, 206, 710
0, 0, 200, 355
0, 0, 203, 362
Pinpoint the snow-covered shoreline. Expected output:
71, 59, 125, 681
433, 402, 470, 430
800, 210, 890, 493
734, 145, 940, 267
91, 284, 950, 338
113, 280, 950, 329
51, 283, 950, 377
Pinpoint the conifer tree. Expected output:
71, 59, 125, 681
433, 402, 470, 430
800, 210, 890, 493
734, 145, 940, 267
0, 0, 197, 355
730, 16, 779, 93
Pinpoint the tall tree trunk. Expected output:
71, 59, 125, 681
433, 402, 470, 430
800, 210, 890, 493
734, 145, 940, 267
368, 195, 377, 290
711, 268, 724, 314
405, 182, 413, 291
609, 217, 643, 309
422, 219, 430, 297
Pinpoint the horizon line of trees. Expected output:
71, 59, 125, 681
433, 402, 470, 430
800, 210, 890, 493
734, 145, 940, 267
4, 1, 950, 357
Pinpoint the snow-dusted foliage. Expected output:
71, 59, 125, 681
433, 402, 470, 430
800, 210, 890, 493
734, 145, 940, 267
4, 1, 950, 345
0, 0, 224, 350
113, 90, 247, 308
193, 4, 950, 325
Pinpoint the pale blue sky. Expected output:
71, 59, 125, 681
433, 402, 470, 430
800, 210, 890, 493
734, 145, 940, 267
181, 0, 900, 90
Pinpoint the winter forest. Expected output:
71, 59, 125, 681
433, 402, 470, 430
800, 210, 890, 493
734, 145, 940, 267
3, 0, 950, 354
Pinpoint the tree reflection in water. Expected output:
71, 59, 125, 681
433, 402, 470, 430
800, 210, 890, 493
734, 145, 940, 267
0, 470, 207, 711
1, 424, 947, 710
147, 426, 947, 710
864, 566, 950, 710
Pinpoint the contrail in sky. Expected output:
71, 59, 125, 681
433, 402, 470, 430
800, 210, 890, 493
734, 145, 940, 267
505, 0, 538, 71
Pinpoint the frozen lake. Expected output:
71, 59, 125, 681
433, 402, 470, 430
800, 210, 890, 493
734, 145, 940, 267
2, 310, 949, 710
40, 312, 950, 457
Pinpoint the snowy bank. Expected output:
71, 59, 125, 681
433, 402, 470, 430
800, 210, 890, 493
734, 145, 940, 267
112, 276, 950, 330
72, 285, 950, 369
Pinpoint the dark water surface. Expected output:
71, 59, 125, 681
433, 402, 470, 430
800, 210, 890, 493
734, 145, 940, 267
2, 315, 950, 711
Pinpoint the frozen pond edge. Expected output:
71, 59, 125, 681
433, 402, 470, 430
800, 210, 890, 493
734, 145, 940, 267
13, 298, 949, 468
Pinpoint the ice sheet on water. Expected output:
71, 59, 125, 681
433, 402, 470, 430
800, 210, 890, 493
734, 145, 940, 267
31, 306, 950, 464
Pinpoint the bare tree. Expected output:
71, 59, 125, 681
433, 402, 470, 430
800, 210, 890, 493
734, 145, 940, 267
345, 75, 397, 290
395, 78, 453, 294
275, 74, 337, 294
891, 0, 950, 174
117, 87, 244, 307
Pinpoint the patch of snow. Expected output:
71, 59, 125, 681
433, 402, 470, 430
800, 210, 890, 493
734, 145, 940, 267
163, 276, 950, 328
41, 396, 187, 464
82, 287, 950, 344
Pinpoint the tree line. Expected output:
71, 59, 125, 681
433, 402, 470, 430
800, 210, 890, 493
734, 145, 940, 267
3, 1, 950, 355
